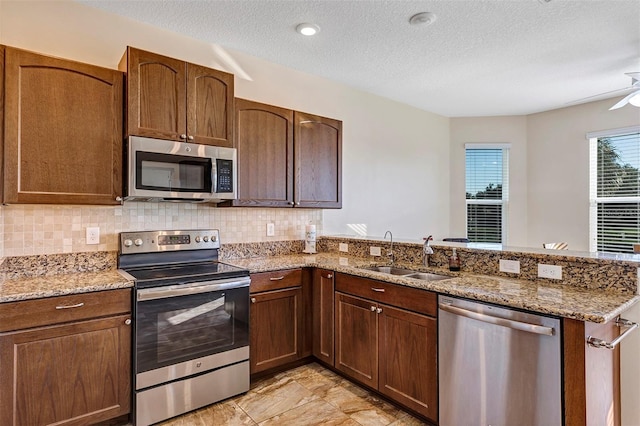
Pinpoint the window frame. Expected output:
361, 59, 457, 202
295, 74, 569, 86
588, 126, 640, 253
464, 143, 510, 245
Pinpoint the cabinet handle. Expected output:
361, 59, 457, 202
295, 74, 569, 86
289, 201, 295, 205
187, 135, 194, 141
125, 319, 132, 325
270, 276, 285, 281
376, 307, 383, 314
587, 318, 639, 349
180, 134, 187, 139
295, 202, 300, 206
115, 196, 123, 202
251, 297, 256, 304
55, 302, 84, 310
326, 274, 333, 279
371, 288, 385, 293
370, 306, 376, 312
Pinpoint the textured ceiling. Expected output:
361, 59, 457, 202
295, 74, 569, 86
78, 0, 640, 117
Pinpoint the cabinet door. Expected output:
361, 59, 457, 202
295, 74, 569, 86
335, 292, 378, 388
123, 47, 186, 141
3, 47, 123, 204
186, 63, 234, 147
294, 111, 342, 208
250, 287, 302, 374
378, 304, 438, 422
313, 268, 335, 365
234, 99, 294, 206
0, 314, 131, 426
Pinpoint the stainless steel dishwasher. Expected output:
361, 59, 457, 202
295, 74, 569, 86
438, 295, 562, 426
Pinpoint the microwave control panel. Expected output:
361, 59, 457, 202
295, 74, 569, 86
216, 159, 234, 193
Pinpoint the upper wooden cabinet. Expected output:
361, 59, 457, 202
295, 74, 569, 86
120, 47, 234, 147
2, 46, 123, 205
229, 99, 342, 208
294, 111, 342, 208
234, 99, 294, 206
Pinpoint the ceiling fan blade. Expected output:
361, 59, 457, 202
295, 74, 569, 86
566, 86, 636, 105
625, 72, 640, 82
609, 89, 640, 110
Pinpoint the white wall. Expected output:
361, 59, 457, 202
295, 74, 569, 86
450, 116, 529, 246
527, 99, 640, 251
0, 0, 451, 245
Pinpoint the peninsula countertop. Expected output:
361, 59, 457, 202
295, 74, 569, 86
226, 252, 640, 323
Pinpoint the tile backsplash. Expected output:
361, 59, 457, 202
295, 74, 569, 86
0, 204, 322, 257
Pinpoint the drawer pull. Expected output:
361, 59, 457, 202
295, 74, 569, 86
125, 319, 132, 325
55, 302, 84, 310
370, 306, 376, 312
251, 297, 256, 304
371, 288, 385, 293
270, 276, 285, 281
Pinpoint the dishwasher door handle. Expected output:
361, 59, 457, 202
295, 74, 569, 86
439, 303, 555, 336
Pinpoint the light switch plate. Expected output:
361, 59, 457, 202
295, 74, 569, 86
339, 243, 349, 252
86, 227, 100, 245
499, 259, 520, 274
266, 223, 275, 236
538, 264, 562, 279
370, 246, 382, 256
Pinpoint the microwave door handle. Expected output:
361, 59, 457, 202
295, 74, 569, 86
211, 159, 217, 194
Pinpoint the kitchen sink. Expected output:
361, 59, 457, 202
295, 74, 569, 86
404, 272, 450, 281
362, 266, 417, 275
361, 266, 451, 281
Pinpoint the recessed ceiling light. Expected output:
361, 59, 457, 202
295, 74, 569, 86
296, 23, 320, 36
409, 12, 437, 27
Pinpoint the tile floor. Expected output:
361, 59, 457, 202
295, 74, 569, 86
158, 363, 429, 426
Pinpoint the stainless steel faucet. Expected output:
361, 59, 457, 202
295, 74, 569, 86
384, 230, 394, 266
423, 235, 434, 266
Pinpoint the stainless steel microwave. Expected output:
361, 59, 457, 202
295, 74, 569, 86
125, 136, 237, 203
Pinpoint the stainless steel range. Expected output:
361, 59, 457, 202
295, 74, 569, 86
118, 229, 250, 426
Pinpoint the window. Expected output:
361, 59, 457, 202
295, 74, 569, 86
589, 127, 640, 253
465, 144, 509, 244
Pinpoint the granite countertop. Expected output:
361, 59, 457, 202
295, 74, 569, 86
0, 269, 133, 303
226, 253, 640, 323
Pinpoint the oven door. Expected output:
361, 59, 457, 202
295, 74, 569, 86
134, 277, 250, 390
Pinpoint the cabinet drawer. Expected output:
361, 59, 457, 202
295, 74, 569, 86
250, 269, 302, 293
0, 289, 131, 332
335, 273, 436, 317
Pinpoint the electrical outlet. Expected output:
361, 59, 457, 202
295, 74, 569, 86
266, 223, 275, 236
499, 259, 520, 274
339, 243, 349, 252
86, 227, 100, 245
370, 246, 382, 256
538, 264, 562, 280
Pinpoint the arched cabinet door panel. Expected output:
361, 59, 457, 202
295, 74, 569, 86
3, 46, 123, 205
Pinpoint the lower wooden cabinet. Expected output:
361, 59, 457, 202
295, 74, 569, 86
0, 289, 131, 426
334, 273, 438, 422
249, 269, 305, 374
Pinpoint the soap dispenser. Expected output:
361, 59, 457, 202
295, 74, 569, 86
449, 248, 461, 271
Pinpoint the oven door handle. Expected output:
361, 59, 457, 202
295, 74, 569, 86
137, 277, 251, 301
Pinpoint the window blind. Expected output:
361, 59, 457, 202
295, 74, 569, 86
465, 148, 508, 243
591, 131, 640, 253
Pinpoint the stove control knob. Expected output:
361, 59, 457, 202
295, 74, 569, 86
195, 236, 201, 243
123, 239, 133, 247
134, 239, 143, 247
211, 235, 218, 242
203, 236, 209, 242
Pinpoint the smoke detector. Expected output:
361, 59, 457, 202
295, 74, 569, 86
409, 12, 437, 26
